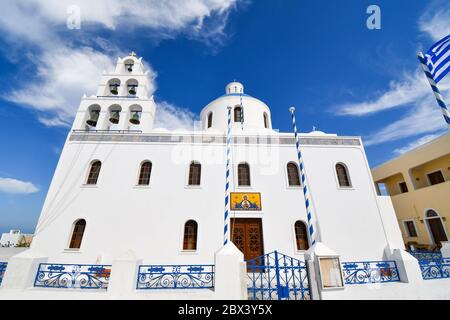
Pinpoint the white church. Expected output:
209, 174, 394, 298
0, 53, 449, 300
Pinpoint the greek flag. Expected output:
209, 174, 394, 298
425, 34, 450, 83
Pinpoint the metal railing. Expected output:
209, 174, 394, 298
136, 264, 214, 289
0, 262, 7, 286
34, 263, 112, 289
246, 251, 310, 300
409, 251, 450, 280
341, 260, 400, 284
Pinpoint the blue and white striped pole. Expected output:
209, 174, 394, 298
289, 107, 316, 245
223, 106, 232, 245
418, 52, 450, 127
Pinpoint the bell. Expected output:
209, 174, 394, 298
86, 111, 100, 127
126, 64, 133, 72
110, 85, 118, 95
109, 111, 120, 124
128, 86, 136, 95
129, 112, 140, 125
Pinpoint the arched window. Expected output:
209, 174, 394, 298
86, 161, 102, 185
69, 219, 86, 249
207, 112, 213, 128
336, 163, 351, 187
124, 59, 134, 72
426, 210, 438, 218
108, 78, 121, 95
238, 163, 251, 186
108, 105, 121, 125
287, 162, 301, 186
183, 220, 198, 250
234, 106, 242, 123
138, 161, 152, 185
129, 105, 142, 125
126, 79, 138, 96
86, 105, 101, 128
188, 162, 201, 186
294, 221, 309, 251
263, 112, 269, 128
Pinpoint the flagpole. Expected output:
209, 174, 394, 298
418, 52, 450, 128
223, 106, 232, 245
289, 107, 316, 245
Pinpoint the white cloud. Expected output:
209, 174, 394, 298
393, 133, 444, 155
335, 1, 450, 147
418, 1, 450, 41
363, 99, 447, 146
0, 1, 238, 47
335, 71, 431, 116
154, 101, 199, 130
0, 0, 240, 127
0, 178, 39, 194
6, 47, 117, 126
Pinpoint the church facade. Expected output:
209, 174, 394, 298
1, 53, 449, 300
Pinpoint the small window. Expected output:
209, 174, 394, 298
138, 161, 152, 185
234, 106, 242, 123
188, 162, 201, 186
86, 161, 102, 185
183, 220, 198, 250
238, 163, 251, 186
294, 221, 309, 250
69, 219, 86, 249
287, 163, 301, 186
427, 171, 445, 186
399, 182, 408, 193
263, 112, 269, 128
426, 209, 439, 218
404, 221, 418, 237
207, 112, 213, 128
336, 163, 351, 187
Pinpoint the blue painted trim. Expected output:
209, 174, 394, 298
34, 263, 112, 289
136, 264, 215, 290
0, 262, 7, 286
342, 260, 400, 284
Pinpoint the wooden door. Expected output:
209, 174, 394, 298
428, 218, 448, 244
231, 218, 264, 261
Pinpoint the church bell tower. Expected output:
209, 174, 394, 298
71, 51, 156, 133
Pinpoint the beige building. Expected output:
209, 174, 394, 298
372, 132, 450, 250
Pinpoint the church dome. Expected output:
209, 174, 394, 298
200, 81, 272, 132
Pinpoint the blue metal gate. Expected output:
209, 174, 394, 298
246, 251, 310, 300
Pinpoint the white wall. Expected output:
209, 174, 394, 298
28, 131, 396, 266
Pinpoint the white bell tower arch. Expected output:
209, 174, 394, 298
72, 51, 156, 133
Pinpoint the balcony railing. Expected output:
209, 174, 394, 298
34, 263, 111, 289
409, 251, 450, 280
341, 261, 400, 284
0, 262, 7, 286
136, 264, 214, 290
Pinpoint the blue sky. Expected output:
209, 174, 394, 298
0, 0, 449, 234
